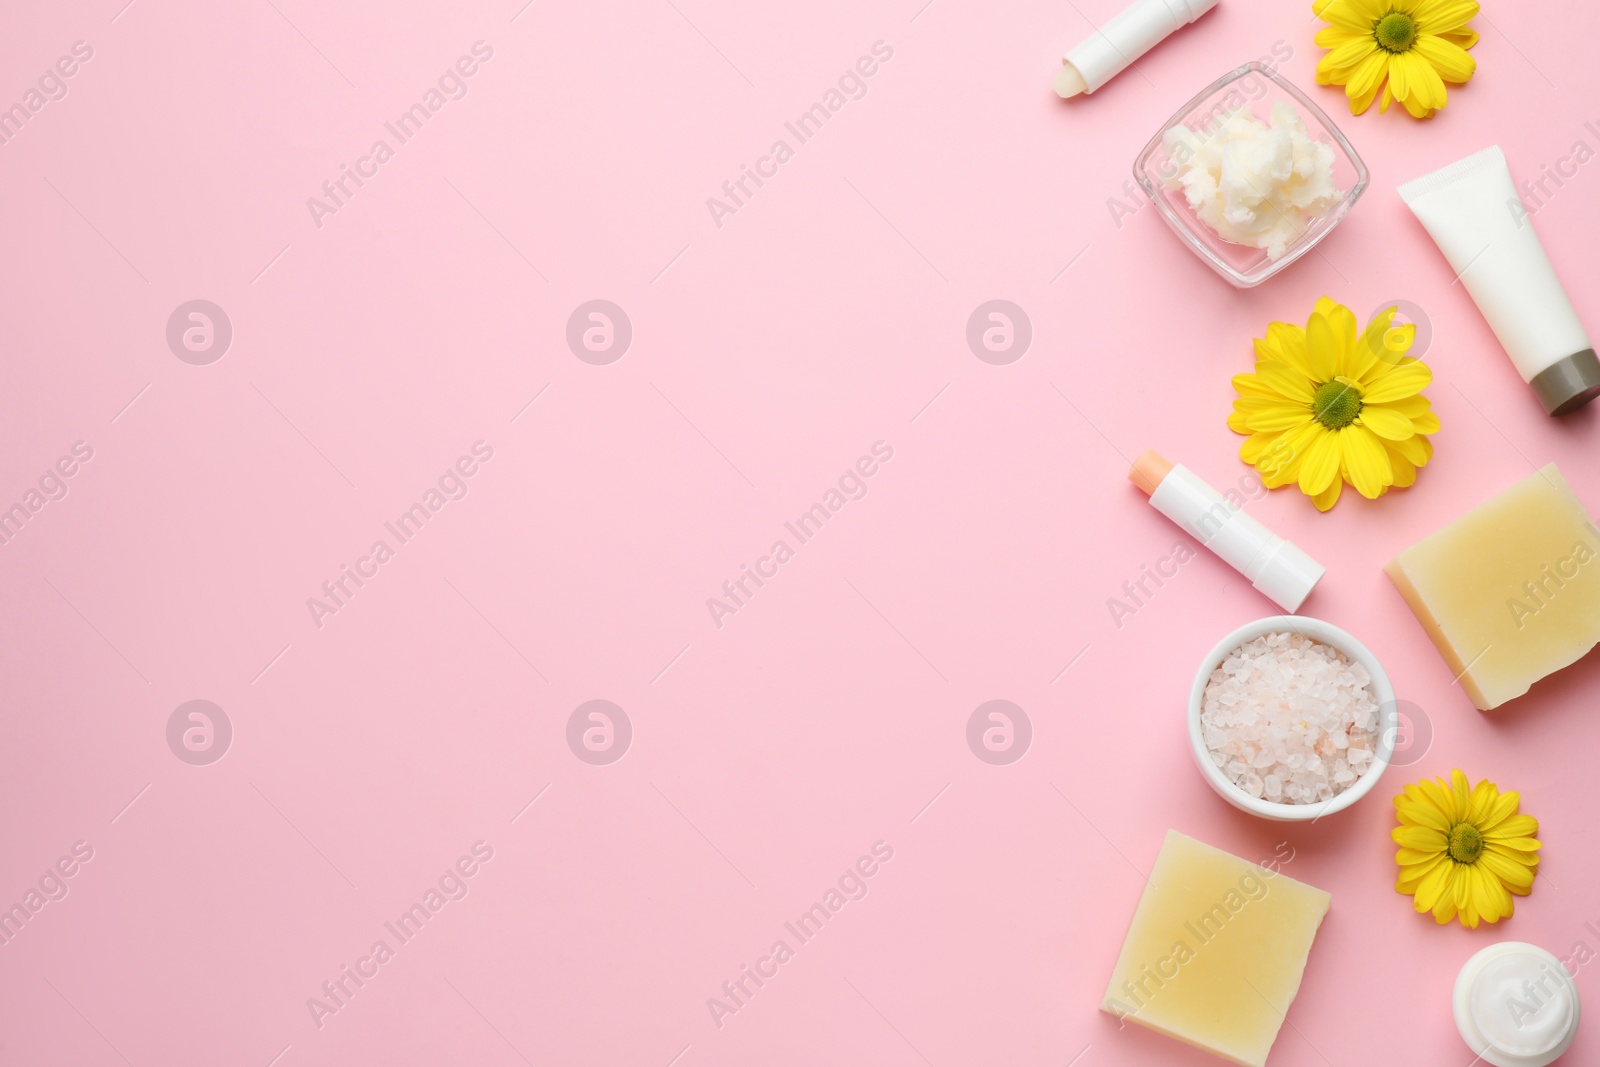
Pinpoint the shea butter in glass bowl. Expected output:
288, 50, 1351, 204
1133, 62, 1369, 288
1187, 616, 1395, 822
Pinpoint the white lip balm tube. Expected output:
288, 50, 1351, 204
1054, 0, 1219, 98
1399, 146, 1600, 415
1129, 450, 1325, 612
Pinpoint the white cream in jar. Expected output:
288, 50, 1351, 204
1161, 99, 1340, 260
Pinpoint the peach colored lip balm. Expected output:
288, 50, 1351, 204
1130, 450, 1325, 612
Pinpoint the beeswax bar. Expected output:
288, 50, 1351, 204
1101, 831, 1330, 1067
1385, 464, 1600, 710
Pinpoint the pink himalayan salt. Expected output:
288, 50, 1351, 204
1201, 631, 1379, 805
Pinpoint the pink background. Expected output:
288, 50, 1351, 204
3, 0, 1598, 1064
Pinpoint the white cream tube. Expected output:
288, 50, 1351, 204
1398, 146, 1600, 415
1054, 0, 1218, 98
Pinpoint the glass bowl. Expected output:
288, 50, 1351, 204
1132, 62, 1369, 288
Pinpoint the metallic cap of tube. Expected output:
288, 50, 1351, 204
1531, 348, 1600, 415
1253, 540, 1326, 614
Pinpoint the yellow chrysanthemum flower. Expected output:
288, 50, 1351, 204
1313, 0, 1480, 118
1228, 297, 1439, 511
1392, 770, 1541, 928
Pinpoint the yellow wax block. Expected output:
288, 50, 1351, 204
1385, 464, 1600, 710
1100, 831, 1330, 1067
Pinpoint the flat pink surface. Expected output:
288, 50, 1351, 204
3, 1, 1598, 1064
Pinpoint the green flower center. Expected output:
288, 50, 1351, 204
1374, 11, 1418, 53
1312, 378, 1363, 429
1448, 823, 1485, 864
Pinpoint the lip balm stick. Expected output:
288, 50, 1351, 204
1130, 450, 1325, 612
1054, 0, 1219, 98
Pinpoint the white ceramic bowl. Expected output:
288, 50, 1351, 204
1188, 615, 1396, 822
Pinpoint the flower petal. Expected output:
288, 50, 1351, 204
1393, 824, 1449, 851
1449, 771, 1472, 821
1487, 838, 1542, 856
1477, 848, 1536, 889
1357, 403, 1415, 440
1455, 859, 1475, 907
1405, 780, 1456, 823
1415, 861, 1457, 918
1413, 777, 1456, 819
1348, 307, 1394, 382
1409, 856, 1451, 907
1315, 0, 1383, 32
1245, 406, 1317, 432
1484, 813, 1539, 841
1459, 866, 1482, 928
1248, 437, 1294, 475
1240, 430, 1288, 463
1402, 93, 1436, 120
1311, 477, 1342, 511
1267, 420, 1326, 483
1233, 370, 1285, 398
1396, 793, 1451, 831
1371, 401, 1437, 437
1363, 360, 1432, 403
1388, 431, 1433, 466
1396, 853, 1449, 892
1328, 306, 1361, 376
1378, 393, 1431, 417
1474, 790, 1521, 832
1253, 359, 1318, 403
1266, 322, 1315, 378
1305, 309, 1342, 382
1395, 852, 1437, 870
1414, 33, 1476, 82
1399, 50, 1449, 110
1381, 322, 1417, 359
1466, 778, 1500, 825
1348, 60, 1388, 114
1298, 429, 1342, 495
1340, 425, 1393, 498
1386, 444, 1418, 487
1316, 26, 1368, 50
1343, 49, 1391, 106
1413, 0, 1479, 34
1480, 866, 1515, 920
1388, 47, 1412, 101
1324, 33, 1382, 70
1233, 395, 1301, 414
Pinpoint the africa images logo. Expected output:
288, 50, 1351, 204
705, 42, 894, 229
706, 442, 894, 629
305, 42, 495, 229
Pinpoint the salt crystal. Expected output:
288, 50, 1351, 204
1200, 631, 1380, 806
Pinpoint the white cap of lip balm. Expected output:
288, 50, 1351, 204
1454, 942, 1581, 1067
1055, 0, 1220, 97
